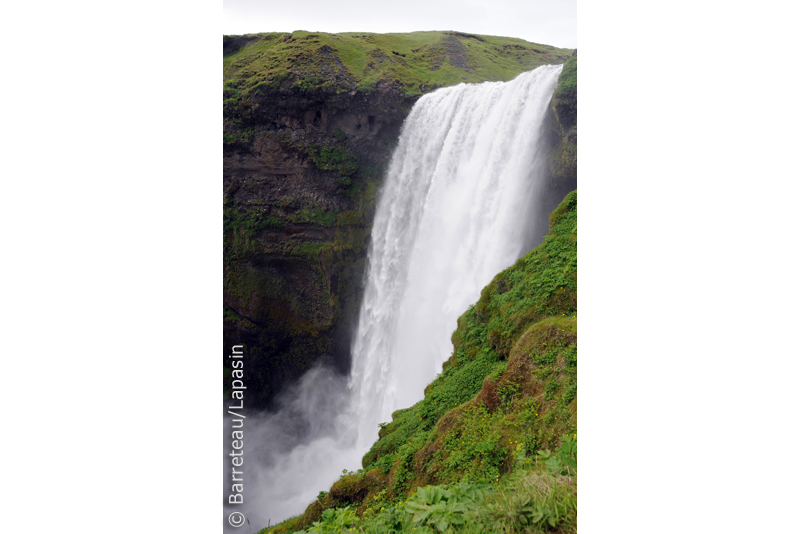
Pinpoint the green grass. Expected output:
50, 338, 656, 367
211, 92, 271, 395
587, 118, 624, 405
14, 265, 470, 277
553, 55, 576, 98
223, 207, 286, 261
550, 54, 576, 134
223, 127, 254, 145
290, 208, 339, 228
223, 31, 573, 108
263, 435, 577, 534
305, 144, 359, 178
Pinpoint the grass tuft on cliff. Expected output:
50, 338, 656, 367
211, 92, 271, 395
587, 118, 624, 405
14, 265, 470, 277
262, 191, 577, 534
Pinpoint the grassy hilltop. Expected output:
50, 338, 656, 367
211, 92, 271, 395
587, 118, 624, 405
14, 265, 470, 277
224, 30, 572, 105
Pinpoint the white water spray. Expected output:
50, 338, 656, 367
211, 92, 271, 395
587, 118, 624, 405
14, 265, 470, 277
224, 64, 563, 531
350, 65, 563, 444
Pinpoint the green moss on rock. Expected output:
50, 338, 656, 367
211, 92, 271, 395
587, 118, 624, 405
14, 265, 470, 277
548, 55, 577, 188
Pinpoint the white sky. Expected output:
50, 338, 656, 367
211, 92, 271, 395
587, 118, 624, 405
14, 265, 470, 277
223, 0, 577, 49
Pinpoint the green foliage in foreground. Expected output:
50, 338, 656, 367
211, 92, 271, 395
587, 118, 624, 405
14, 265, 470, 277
264, 436, 576, 534
263, 191, 578, 534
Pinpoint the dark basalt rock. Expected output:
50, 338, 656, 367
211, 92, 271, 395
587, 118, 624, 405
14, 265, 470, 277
224, 81, 417, 410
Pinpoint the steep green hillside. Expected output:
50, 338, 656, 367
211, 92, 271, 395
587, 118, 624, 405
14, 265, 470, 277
264, 191, 578, 534
223, 31, 575, 409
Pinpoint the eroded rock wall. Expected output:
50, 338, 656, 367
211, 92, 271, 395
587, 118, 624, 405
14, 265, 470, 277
223, 81, 415, 409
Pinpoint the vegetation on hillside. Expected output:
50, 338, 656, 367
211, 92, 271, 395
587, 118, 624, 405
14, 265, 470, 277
262, 191, 578, 533
280, 437, 576, 534
223, 30, 573, 104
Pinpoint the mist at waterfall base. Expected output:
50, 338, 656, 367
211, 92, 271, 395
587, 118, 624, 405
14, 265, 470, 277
223, 64, 563, 531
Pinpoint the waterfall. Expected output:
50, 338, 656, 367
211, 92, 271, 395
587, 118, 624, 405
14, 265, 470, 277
349, 64, 563, 444
223, 64, 563, 531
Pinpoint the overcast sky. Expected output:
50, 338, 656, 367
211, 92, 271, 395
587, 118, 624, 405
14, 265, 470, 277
223, 0, 577, 49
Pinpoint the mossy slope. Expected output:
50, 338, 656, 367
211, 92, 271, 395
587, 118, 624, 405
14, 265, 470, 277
363, 191, 577, 491
265, 191, 578, 533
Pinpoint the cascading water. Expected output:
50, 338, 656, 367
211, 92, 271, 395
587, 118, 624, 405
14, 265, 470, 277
349, 64, 563, 444
223, 64, 563, 531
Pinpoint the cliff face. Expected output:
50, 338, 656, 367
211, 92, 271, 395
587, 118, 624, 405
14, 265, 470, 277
223, 82, 413, 409
534, 52, 578, 250
547, 51, 577, 190
223, 31, 575, 409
